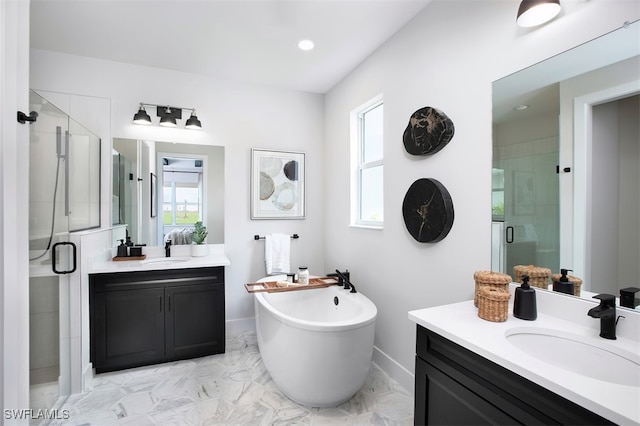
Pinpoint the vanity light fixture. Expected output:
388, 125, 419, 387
132, 103, 202, 130
185, 110, 202, 130
516, 0, 561, 28
133, 105, 152, 125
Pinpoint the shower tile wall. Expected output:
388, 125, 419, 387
30, 276, 60, 385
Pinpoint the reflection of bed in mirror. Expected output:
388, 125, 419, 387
492, 21, 640, 305
164, 228, 192, 244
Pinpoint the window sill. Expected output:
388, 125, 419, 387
349, 223, 383, 231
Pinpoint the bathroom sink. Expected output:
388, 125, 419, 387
140, 256, 191, 266
505, 327, 640, 386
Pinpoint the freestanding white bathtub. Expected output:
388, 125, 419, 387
254, 275, 377, 407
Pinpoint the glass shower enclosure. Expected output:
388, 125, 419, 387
28, 90, 100, 418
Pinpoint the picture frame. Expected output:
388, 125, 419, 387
150, 173, 157, 218
251, 148, 305, 219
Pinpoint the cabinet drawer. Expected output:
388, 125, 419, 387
91, 266, 224, 292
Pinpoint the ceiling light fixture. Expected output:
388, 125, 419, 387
298, 39, 315, 51
514, 104, 530, 111
516, 0, 561, 28
132, 103, 202, 130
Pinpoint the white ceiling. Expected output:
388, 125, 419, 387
30, 0, 431, 94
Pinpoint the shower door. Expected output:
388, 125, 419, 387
28, 90, 75, 416
492, 143, 560, 278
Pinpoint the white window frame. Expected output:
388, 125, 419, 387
350, 94, 384, 229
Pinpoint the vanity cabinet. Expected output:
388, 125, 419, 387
414, 325, 612, 425
90, 267, 225, 373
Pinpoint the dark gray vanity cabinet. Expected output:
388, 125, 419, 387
414, 325, 612, 426
90, 267, 225, 373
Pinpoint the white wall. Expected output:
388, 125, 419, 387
323, 0, 639, 389
30, 50, 326, 328
1, 0, 31, 414
560, 56, 640, 288
617, 95, 640, 287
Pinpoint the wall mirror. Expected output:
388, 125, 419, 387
112, 138, 224, 246
492, 20, 639, 309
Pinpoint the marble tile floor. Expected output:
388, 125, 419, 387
51, 331, 414, 425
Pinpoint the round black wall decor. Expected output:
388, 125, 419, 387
403, 107, 455, 156
402, 178, 454, 243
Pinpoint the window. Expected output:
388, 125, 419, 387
351, 95, 383, 227
163, 180, 201, 225
492, 168, 505, 221
162, 157, 204, 226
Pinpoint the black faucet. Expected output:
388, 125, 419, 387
327, 270, 350, 288
587, 294, 617, 340
334, 269, 357, 293
165, 239, 171, 257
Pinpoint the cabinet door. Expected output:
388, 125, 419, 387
93, 288, 165, 373
165, 282, 225, 360
415, 356, 517, 426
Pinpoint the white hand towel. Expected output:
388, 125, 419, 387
265, 233, 290, 275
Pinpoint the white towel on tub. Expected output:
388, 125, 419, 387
265, 233, 290, 275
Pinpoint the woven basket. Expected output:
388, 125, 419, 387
513, 265, 551, 290
474, 271, 512, 307
477, 287, 510, 322
551, 274, 583, 297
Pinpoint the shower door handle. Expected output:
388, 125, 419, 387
51, 241, 77, 274
64, 130, 70, 216
505, 226, 514, 244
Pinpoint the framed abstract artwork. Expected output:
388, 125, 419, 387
251, 149, 305, 219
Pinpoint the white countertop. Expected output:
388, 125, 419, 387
408, 287, 640, 425
89, 244, 230, 274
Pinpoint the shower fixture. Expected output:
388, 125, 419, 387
133, 103, 202, 129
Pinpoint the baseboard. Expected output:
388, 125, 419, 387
82, 362, 94, 392
226, 317, 256, 336
372, 345, 415, 395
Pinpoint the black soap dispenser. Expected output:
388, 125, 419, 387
514, 275, 537, 320
553, 268, 574, 295
117, 239, 128, 258
620, 287, 640, 309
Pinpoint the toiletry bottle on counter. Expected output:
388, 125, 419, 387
297, 267, 309, 285
513, 275, 537, 320
553, 268, 574, 295
117, 239, 128, 257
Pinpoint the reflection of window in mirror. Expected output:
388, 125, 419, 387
161, 156, 205, 244
492, 168, 505, 221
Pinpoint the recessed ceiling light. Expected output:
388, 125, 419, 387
298, 39, 314, 51
514, 104, 530, 111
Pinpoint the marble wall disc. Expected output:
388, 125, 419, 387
402, 178, 454, 243
403, 107, 454, 156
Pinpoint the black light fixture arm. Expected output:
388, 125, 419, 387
137, 102, 196, 115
